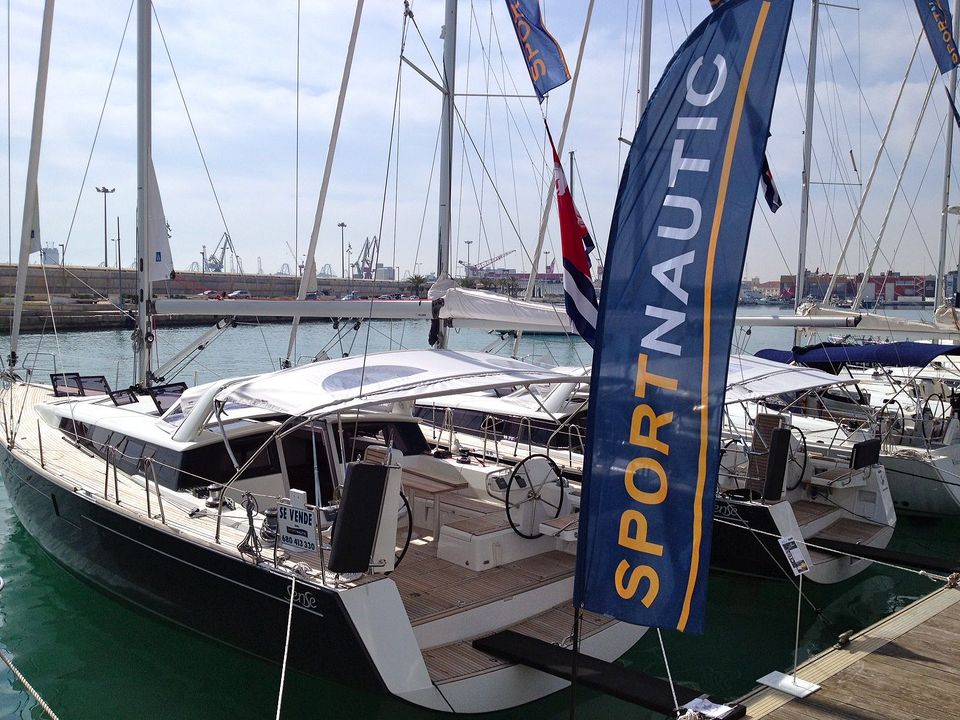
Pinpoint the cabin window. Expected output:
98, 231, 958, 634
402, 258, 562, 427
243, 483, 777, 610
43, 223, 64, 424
281, 426, 336, 505
58, 417, 91, 444
181, 431, 282, 487
334, 420, 429, 463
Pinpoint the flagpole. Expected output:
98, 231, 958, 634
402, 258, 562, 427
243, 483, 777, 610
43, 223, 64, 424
935, 0, 960, 310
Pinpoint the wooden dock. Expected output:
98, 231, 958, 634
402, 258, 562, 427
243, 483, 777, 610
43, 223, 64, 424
738, 583, 960, 719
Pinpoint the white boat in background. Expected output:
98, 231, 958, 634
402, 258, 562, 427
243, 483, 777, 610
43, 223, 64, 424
415, 353, 899, 585
716, 355, 896, 584
757, 342, 960, 516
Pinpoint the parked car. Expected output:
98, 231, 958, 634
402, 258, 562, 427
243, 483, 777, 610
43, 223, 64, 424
197, 290, 222, 299
226, 290, 251, 299
341, 291, 359, 300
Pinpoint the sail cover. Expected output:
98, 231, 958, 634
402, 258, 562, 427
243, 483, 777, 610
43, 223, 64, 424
574, 0, 793, 633
756, 341, 960, 372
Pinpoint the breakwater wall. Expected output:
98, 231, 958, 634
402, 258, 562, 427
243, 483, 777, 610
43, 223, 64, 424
0, 264, 414, 333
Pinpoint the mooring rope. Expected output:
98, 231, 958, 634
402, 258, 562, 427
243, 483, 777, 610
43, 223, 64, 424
0, 577, 60, 720
0, 648, 59, 720
275, 573, 297, 720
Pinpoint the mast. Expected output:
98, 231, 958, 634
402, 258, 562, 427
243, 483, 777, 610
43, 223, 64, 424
794, 0, 819, 313
638, 0, 652, 115
821, 31, 923, 307
936, 0, 960, 309
7, 0, 54, 373
136, 0, 152, 387
434, 0, 457, 349
284, 0, 364, 365
851, 67, 937, 310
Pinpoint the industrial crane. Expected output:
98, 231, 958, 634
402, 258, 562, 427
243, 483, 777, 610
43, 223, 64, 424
203, 232, 243, 273
351, 235, 380, 279
458, 249, 515, 277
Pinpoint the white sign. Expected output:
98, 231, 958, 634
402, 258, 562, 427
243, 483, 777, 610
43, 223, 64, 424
278, 490, 319, 554
778, 536, 810, 576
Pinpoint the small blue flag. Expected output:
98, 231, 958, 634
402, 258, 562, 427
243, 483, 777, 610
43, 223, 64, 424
505, 0, 571, 102
914, 0, 960, 74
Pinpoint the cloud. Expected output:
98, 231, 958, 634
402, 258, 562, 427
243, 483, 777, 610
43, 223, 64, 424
1, 0, 954, 287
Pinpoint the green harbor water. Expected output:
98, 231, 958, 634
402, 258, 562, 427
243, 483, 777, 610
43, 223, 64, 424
1, 313, 958, 719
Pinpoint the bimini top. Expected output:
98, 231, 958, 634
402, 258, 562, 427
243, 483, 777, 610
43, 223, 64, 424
216, 349, 584, 417
724, 354, 858, 404
756, 341, 960, 373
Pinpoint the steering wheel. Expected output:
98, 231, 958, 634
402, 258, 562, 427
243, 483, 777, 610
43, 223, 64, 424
785, 425, 808, 491
505, 454, 564, 539
394, 490, 413, 568
920, 392, 947, 443
880, 398, 906, 444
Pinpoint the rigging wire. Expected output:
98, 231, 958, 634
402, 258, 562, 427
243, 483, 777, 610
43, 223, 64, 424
617, 1, 638, 173
572, 154, 605, 261
60, 0, 134, 259
357, 3, 411, 369
153, 6, 235, 256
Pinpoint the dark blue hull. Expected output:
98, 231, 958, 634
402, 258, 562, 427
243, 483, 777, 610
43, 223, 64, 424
710, 497, 795, 580
0, 445, 387, 694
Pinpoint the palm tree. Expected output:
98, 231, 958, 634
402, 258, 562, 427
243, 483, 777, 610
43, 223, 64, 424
407, 274, 427, 298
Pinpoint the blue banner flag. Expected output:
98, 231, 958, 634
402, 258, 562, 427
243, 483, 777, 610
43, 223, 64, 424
505, 0, 571, 101
914, 0, 960, 74
573, 0, 793, 634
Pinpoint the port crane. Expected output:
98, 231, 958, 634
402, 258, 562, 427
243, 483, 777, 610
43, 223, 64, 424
459, 249, 515, 277
203, 232, 243, 273
351, 235, 380, 279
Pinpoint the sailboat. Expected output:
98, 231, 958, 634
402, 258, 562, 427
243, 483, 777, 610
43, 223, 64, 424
1, 0, 651, 713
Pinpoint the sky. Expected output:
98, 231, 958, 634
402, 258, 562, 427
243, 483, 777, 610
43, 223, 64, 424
2, 0, 959, 284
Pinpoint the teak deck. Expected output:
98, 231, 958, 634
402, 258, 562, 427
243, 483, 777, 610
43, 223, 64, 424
738, 584, 960, 719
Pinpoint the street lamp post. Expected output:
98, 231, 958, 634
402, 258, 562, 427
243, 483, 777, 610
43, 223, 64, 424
464, 239, 473, 277
338, 222, 347, 279
96, 186, 115, 267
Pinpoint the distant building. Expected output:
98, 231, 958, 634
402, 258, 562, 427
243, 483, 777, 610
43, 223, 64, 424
780, 270, 935, 304
373, 264, 396, 281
